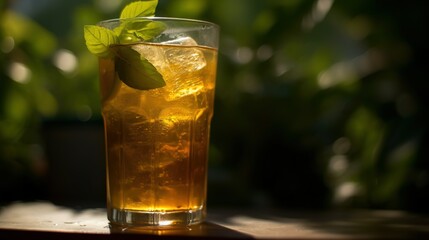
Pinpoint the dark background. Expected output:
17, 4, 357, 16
1, 0, 428, 213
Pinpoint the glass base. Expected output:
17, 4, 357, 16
108, 208, 206, 228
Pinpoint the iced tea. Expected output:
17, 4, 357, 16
99, 40, 217, 226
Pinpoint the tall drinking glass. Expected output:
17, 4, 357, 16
97, 17, 219, 227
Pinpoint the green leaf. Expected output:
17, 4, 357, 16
84, 0, 167, 91
134, 21, 167, 41
113, 45, 166, 90
120, 0, 158, 19
84, 25, 118, 57
116, 19, 167, 44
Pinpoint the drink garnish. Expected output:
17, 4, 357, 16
84, 0, 166, 90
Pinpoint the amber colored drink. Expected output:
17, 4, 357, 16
99, 40, 217, 227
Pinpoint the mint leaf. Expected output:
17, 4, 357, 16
120, 0, 158, 19
84, 25, 118, 57
133, 21, 166, 41
84, 0, 166, 90
116, 19, 167, 44
113, 45, 165, 90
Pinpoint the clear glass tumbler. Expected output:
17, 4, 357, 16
97, 17, 219, 227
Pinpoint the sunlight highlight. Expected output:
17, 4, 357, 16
302, 0, 334, 30
335, 182, 360, 203
317, 49, 385, 89
256, 45, 273, 61
234, 47, 254, 64
8, 62, 31, 84
328, 155, 349, 175
1, 36, 15, 53
53, 49, 78, 74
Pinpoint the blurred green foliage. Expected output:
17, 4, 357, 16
1, 0, 428, 212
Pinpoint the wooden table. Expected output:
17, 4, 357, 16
1, 202, 428, 239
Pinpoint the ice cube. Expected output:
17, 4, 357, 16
158, 107, 193, 130
131, 44, 167, 71
117, 84, 141, 104
155, 107, 194, 165
163, 36, 199, 46
131, 37, 205, 72
163, 40, 206, 100
164, 36, 206, 72
132, 37, 207, 101
121, 111, 153, 144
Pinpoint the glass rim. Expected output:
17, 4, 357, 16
98, 16, 219, 29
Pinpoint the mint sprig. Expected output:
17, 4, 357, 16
84, 26, 118, 57
83, 0, 166, 90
